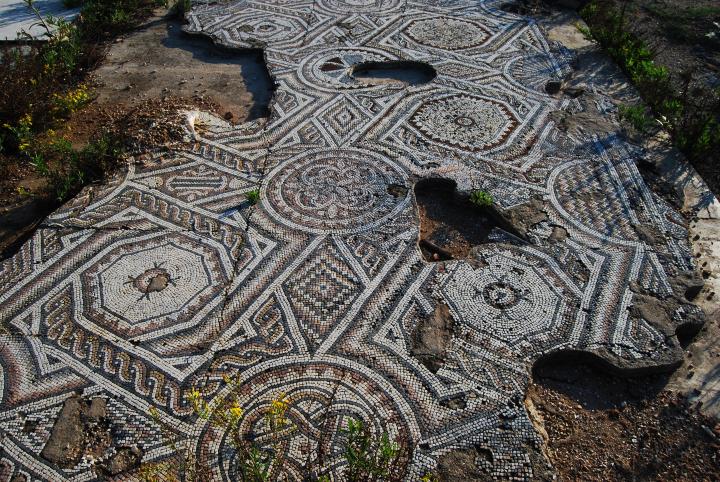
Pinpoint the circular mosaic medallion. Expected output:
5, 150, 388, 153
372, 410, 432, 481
482, 281, 522, 309
440, 252, 569, 343
404, 17, 491, 51
410, 94, 518, 152
316, 0, 403, 14
263, 148, 408, 234
297, 47, 398, 92
196, 358, 417, 481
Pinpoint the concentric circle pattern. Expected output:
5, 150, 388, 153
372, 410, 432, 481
263, 148, 409, 234
197, 359, 416, 481
410, 94, 518, 152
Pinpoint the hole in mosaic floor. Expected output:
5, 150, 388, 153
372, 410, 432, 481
414, 178, 513, 262
499, 1, 548, 16
410, 302, 455, 374
435, 445, 495, 480
350, 60, 437, 86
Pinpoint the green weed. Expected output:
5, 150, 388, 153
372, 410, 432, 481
247, 188, 261, 205
618, 104, 652, 132
0, 0, 161, 202
342, 418, 403, 482
3, 114, 34, 153
143, 380, 409, 481
52, 84, 91, 117
580, 0, 720, 186
470, 190, 494, 208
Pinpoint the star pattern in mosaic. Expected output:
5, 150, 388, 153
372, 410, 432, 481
0, 0, 704, 480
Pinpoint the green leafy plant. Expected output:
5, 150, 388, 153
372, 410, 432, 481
580, 0, 720, 189
79, 0, 166, 40
247, 188, 261, 205
342, 418, 403, 482
4, 114, 34, 153
52, 83, 91, 117
470, 189, 493, 208
144, 378, 292, 482
143, 381, 409, 481
618, 104, 652, 133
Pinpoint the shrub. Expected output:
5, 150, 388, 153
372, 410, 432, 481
0, 0, 163, 200
78, 0, 166, 41
580, 0, 720, 189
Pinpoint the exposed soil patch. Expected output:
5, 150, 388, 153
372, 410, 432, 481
629, 0, 720, 89
351, 60, 437, 86
595, 0, 720, 195
436, 446, 494, 482
91, 12, 273, 123
414, 179, 512, 261
410, 302, 455, 373
0, 94, 213, 259
0, 9, 272, 257
528, 360, 720, 481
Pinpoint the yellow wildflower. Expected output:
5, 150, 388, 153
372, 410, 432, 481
229, 405, 243, 419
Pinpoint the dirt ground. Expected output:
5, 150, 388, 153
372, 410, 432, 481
528, 360, 720, 481
0, 8, 272, 258
627, 0, 720, 87
414, 179, 498, 261
90, 12, 272, 124
619, 0, 720, 195
523, 3, 720, 480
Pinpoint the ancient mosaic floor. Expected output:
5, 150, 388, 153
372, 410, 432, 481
0, 0, 706, 480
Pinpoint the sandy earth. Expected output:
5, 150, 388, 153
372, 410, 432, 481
91, 12, 273, 124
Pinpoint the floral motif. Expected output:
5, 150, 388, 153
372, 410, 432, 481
264, 149, 409, 234
410, 94, 518, 151
404, 17, 490, 50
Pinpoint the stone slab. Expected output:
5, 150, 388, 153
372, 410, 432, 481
0, 0, 79, 41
